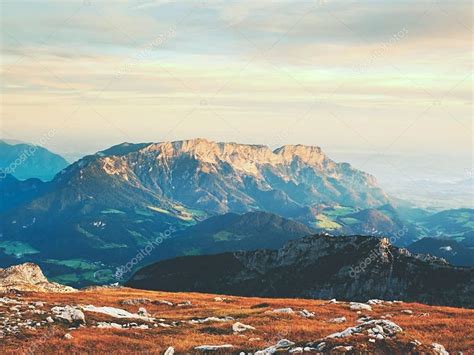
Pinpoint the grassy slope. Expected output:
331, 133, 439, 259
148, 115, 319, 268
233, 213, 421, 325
1, 288, 473, 354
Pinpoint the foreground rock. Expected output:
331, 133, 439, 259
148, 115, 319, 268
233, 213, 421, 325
195, 344, 234, 352
0, 263, 76, 293
81, 305, 154, 322
327, 319, 403, 339
52, 306, 86, 325
256, 339, 295, 354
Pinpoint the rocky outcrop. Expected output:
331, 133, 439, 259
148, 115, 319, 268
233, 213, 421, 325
127, 235, 474, 307
0, 263, 76, 293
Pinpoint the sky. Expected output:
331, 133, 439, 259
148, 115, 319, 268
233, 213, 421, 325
0, 0, 472, 202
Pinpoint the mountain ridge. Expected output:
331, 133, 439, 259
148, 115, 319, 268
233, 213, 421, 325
127, 234, 474, 308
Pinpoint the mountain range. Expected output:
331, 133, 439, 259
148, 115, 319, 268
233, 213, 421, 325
1, 139, 472, 287
0, 139, 392, 281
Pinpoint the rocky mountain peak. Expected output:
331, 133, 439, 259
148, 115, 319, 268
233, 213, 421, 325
273, 144, 327, 166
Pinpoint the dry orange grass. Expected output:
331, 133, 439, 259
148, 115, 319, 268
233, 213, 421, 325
1, 288, 473, 354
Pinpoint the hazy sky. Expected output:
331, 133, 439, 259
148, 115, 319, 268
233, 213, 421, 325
1, 0, 472, 185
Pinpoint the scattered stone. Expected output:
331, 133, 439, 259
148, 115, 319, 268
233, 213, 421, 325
315, 342, 326, 351
298, 309, 315, 318
154, 300, 174, 307
97, 322, 123, 329
46, 317, 54, 324
328, 299, 338, 304
328, 317, 347, 324
189, 316, 234, 325
327, 319, 403, 339
137, 307, 150, 317
177, 301, 192, 307
164, 347, 175, 355
367, 299, 384, 305
271, 308, 295, 314
195, 345, 234, 352
332, 345, 353, 352
232, 322, 255, 333
0, 297, 22, 305
120, 298, 151, 306
256, 339, 295, 354
34, 301, 44, 307
289, 347, 303, 353
81, 305, 154, 321
432, 343, 449, 355
64, 333, 73, 340
349, 302, 372, 311
401, 310, 413, 315
51, 306, 86, 325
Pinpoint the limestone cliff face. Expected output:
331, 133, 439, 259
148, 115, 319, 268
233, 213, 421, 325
66, 139, 389, 214
0, 263, 76, 293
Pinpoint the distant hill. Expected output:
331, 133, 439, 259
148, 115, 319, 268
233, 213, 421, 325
0, 174, 47, 212
408, 237, 474, 267
417, 208, 474, 237
0, 140, 69, 181
153, 211, 315, 260
292, 204, 418, 246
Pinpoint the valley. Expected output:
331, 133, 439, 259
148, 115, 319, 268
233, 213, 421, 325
0, 140, 473, 288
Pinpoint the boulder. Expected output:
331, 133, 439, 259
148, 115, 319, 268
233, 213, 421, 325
298, 309, 315, 318
81, 305, 154, 322
349, 302, 372, 311
195, 345, 234, 352
0, 263, 76, 293
328, 317, 347, 324
432, 343, 449, 355
256, 339, 295, 354
232, 322, 255, 333
51, 306, 86, 325
327, 319, 403, 339
272, 308, 295, 314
